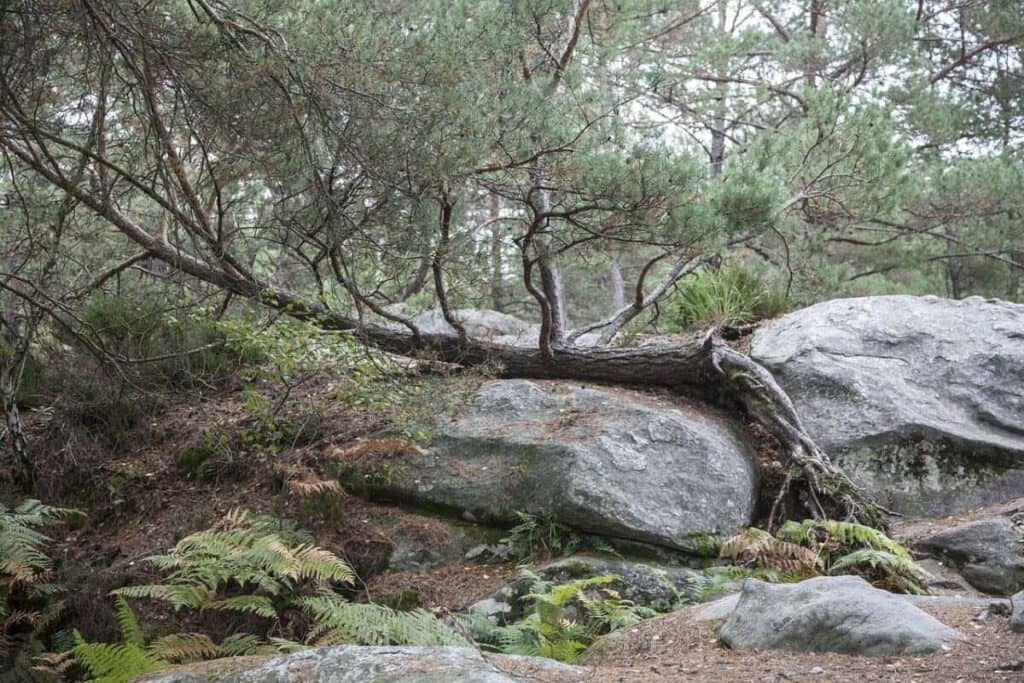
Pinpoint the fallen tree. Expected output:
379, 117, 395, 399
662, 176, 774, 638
0, 0, 889, 531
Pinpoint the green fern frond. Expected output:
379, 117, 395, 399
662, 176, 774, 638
148, 632, 221, 663
204, 595, 277, 618
72, 631, 165, 683
218, 633, 266, 656
113, 597, 145, 647
300, 595, 469, 647
830, 548, 926, 594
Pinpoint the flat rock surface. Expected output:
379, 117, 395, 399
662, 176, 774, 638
340, 380, 757, 552
718, 576, 965, 656
147, 646, 586, 682
751, 295, 1024, 516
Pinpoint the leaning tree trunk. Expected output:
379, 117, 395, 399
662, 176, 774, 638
259, 286, 887, 529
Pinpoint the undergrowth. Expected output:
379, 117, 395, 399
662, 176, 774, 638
0, 499, 81, 681
470, 568, 653, 663
720, 520, 926, 594
470, 511, 619, 563
62, 509, 468, 681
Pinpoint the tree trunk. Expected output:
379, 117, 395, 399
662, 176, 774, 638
489, 195, 505, 311
610, 259, 626, 312
1, 391, 30, 483
263, 285, 885, 527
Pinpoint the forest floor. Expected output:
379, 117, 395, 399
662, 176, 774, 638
583, 600, 1023, 682
8, 369, 1023, 680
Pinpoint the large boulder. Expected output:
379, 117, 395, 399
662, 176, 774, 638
340, 380, 757, 554
719, 576, 964, 656
751, 295, 1024, 516
915, 518, 1024, 596
147, 646, 585, 682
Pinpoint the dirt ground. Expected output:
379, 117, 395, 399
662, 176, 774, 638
582, 601, 1023, 682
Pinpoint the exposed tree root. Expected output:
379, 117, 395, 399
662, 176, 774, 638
705, 333, 891, 531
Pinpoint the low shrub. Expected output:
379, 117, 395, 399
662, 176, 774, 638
665, 263, 789, 330
471, 568, 654, 663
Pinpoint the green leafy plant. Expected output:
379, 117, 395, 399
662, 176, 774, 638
113, 508, 354, 619
474, 569, 654, 663
721, 520, 926, 594
0, 499, 81, 677
473, 511, 618, 563
301, 594, 470, 647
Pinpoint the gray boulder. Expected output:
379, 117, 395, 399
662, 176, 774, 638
1011, 589, 1024, 633
340, 380, 757, 553
408, 308, 537, 344
147, 646, 585, 682
719, 575, 964, 656
915, 518, 1024, 595
751, 295, 1024, 516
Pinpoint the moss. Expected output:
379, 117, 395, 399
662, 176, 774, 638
380, 587, 423, 611
678, 533, 724, 558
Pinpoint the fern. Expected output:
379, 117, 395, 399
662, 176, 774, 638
722, 520, 926, 594
71, 633, 164, 683
148, 633, 221, 663
0, 499, 81, 676
720, 527, 819, 576
112, 597, 144, 648
89, 510, 464, 671
830, 549, 927, 595
301, 594, 470, 647
472, 570, 652, 663
113, 508, 354, 618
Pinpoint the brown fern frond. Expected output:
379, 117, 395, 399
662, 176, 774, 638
289, 478, 342, 497
721, 528, 820, 574
325, 437, 426, 463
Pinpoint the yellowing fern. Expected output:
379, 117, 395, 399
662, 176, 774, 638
721, 520, 926, 594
